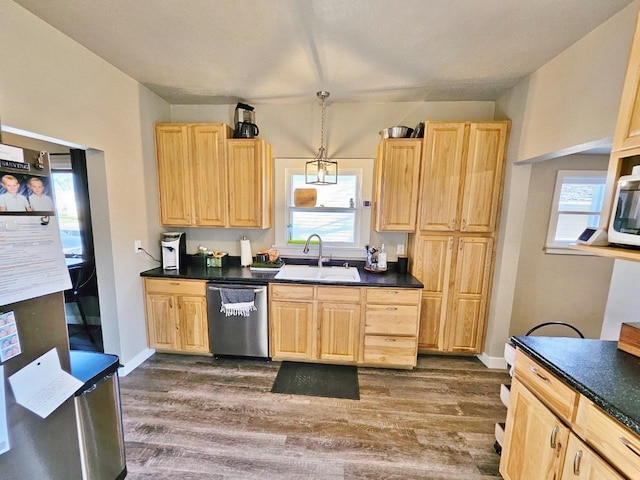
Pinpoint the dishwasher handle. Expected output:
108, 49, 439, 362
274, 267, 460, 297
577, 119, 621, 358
208, 285, 266, 293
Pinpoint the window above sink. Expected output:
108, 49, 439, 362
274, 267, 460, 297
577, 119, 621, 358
273, 158, 373, 259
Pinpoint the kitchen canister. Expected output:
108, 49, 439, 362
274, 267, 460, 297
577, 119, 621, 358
240, 236, 252, 267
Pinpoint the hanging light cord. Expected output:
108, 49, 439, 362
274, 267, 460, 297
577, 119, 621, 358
319, 93, 326, 157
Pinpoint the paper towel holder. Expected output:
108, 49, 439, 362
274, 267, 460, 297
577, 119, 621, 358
240, 235, 253, 267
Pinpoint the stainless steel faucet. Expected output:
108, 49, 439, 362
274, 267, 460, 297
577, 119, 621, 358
303, 234, 323, 267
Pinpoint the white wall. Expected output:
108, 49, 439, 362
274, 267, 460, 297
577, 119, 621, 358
511, 154, 614, 339
601, 260, 640, 339
516, 1, 640, 163
484, 0, 640, 363
0, 0, 170, 369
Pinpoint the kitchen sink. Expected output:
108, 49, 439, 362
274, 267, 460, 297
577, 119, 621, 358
274, 265, 361, 282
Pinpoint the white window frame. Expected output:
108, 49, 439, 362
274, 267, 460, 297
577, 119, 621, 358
274, 158, 373, 259
545, 169, 606, 255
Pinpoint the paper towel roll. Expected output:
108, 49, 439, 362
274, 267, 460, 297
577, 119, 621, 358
240, 238, 252, 266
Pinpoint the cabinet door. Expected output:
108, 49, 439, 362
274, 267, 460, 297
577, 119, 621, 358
155, 124, 194, 226
145, 293, 178, 351
270, 301, 314, 359
177, 295, 209, 354
373, 139, 422, 231
418, 123, 466, 231
447, 237, 493, 352
410, 235, 453, 351
613, 13, 640, 152
459, 123, 507, 233
500, 379, 569, 480
227, 139, 270, 228
191, 124, 229, 226
318, 302, 361, 362
560, 434, 624, 480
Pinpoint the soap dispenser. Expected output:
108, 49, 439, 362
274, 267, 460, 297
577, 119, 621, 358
378, 244, 387, 271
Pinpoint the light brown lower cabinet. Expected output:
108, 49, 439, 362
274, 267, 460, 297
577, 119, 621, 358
143, 278, 210, 355
269, 285, 420, 368
561, 434, 623, 480
269, 285, 362, 363
500, 350, 639, 480
362, 288, 420, 367
411, 234, 493, 353
500, 378, 569, 480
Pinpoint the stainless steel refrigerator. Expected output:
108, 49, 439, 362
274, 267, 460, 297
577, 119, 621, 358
0, 293, 83, 479
0, 145, 83, 478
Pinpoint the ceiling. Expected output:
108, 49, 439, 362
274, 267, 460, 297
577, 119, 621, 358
13, 0, 635, 105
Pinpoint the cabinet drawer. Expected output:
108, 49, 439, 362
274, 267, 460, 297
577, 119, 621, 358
316, 286, 362, 303
514, 349, 579, 423
270, 284, 315, 300
363, 335, 417, 366
561, 433, 624, 480
366, 288, 421, 305
144, 278, 206, 296
575, 396, 640, 479
365, 305, 419, 336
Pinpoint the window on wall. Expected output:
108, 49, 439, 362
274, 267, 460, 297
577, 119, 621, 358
274, 158, 373, 257
288, 173, 359, 244
51, 170, 83, 256
545, 170, 607, 254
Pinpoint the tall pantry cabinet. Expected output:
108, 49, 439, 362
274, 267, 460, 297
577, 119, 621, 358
409, 121, 509, 353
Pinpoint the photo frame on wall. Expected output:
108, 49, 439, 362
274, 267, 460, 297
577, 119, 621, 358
0, 147, 55, 215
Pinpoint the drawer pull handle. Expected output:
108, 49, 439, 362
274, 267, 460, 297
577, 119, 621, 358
530, 365, 550, 382
386, 307, 398, 311
550, 425, 559, 449
385, 338, 396, 342
572, 450, 583, 475
619, 437, 640, 458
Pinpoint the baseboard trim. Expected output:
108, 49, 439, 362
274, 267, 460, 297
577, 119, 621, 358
476, 352, 508, 370
119, 348, 155, 377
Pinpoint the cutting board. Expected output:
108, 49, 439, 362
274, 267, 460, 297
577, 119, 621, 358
618, 322, 640, 357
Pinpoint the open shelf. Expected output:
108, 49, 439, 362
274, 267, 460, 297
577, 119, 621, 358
570, 244, 640, 262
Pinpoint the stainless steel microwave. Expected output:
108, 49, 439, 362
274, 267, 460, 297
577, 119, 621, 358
609, 173, 640, 247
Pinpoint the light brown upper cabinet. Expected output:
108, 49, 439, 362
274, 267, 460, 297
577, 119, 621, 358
226, 139, 273, 229
613, 13, 640, 153
154, 123, 272, 228
373, 138, 422, 232
418, 122, 509, 233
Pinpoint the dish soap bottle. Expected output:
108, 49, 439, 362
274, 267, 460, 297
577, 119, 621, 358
378, 244, 387, 271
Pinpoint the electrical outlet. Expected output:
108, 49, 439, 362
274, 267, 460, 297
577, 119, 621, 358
397, 244, 405, 255
134, 240, 142, 253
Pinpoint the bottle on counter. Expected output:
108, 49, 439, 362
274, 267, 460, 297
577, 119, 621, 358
378, 244, 387, 271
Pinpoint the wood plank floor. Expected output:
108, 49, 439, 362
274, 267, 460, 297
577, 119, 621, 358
119, 354, 508, 480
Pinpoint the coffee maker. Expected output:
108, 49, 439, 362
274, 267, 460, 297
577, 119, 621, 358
161, 232, 186, 270
233, 102, 259, 138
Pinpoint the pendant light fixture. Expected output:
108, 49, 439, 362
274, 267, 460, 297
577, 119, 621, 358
306, 91, 337, 185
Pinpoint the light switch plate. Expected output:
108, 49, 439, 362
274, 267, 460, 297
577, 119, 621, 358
397, 244, 405, 255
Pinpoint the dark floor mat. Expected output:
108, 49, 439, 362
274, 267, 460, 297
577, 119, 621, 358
271, 362, 359, 400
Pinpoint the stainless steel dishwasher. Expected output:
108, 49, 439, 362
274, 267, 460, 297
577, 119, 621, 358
207, 283, 269, 358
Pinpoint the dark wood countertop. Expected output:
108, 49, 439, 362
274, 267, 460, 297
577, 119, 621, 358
511, 336, 640, 436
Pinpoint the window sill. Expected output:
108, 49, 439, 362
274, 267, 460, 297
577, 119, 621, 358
544, 245, 596, 255
275, 245, 367, 261
569, 244, 640, 262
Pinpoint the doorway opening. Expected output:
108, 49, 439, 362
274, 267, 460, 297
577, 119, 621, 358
51, 149, 103, 352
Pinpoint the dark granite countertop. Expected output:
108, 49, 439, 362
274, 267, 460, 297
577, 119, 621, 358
511, 336, 640, 436
140, 257, 423, 288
